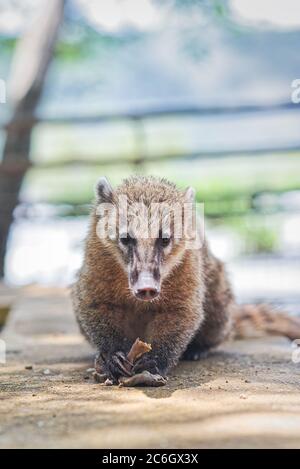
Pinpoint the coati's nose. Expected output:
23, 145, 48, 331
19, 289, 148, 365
135, 287, 159, 301
133, 271, 160, 301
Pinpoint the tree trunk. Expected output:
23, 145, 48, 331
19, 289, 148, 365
0, 0, 64, 278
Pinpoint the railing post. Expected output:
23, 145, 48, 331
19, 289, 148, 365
132, 117, 147, 170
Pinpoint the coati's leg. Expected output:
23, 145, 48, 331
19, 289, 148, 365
182, 256, 234, 360
133, 306, 203, 376
73, 299, 133, 383
91, 328, 133, 383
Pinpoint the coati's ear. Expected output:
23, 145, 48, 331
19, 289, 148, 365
95, 177, 114, 203
184, 186, 195, 203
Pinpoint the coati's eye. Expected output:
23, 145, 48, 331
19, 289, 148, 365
157, 235, 171, 248
119, 234, 135, 247
161, 237, 171, 247
157, 230, 171, 248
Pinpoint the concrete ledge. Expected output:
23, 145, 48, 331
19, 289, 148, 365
0, 285, 300, 448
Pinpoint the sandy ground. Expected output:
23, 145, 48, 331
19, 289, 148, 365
0, 285, 300, 449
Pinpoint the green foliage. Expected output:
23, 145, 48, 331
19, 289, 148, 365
223, 216, 279, 253
0, 36, 16, 52
243, 224, 278, 253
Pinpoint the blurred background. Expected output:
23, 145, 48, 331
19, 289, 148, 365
0, 0, 300, 315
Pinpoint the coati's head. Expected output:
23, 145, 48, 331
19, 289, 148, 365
94, 176, 198, 302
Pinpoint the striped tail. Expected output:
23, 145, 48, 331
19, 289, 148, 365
232, 303, 300, 341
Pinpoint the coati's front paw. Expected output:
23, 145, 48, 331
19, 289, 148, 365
130, 356, 167, 387
132, 355, 163, 376
104, 351, 133, 383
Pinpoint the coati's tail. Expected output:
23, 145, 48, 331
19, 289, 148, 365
232, 303, 300, 341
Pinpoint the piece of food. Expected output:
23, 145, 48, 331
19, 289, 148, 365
127, 338, 152, 365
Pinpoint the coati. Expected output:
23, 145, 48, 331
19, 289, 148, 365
72, 175, 300, 385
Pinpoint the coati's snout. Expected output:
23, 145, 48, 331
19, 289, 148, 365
117, 233, 165, 301
132, 271, 160, 301
124, 237, 166, 301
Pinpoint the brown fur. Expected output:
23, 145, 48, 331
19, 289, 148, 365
72, 176, 300, 381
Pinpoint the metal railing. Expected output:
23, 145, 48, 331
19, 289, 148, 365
1, 100, 300, 170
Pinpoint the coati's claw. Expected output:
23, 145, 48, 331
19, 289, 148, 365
105, 351, 133, 382
94, 354, 105, 374
119, 370, 167, 387
92, 371, 107, 383
132, 355, 161, 375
